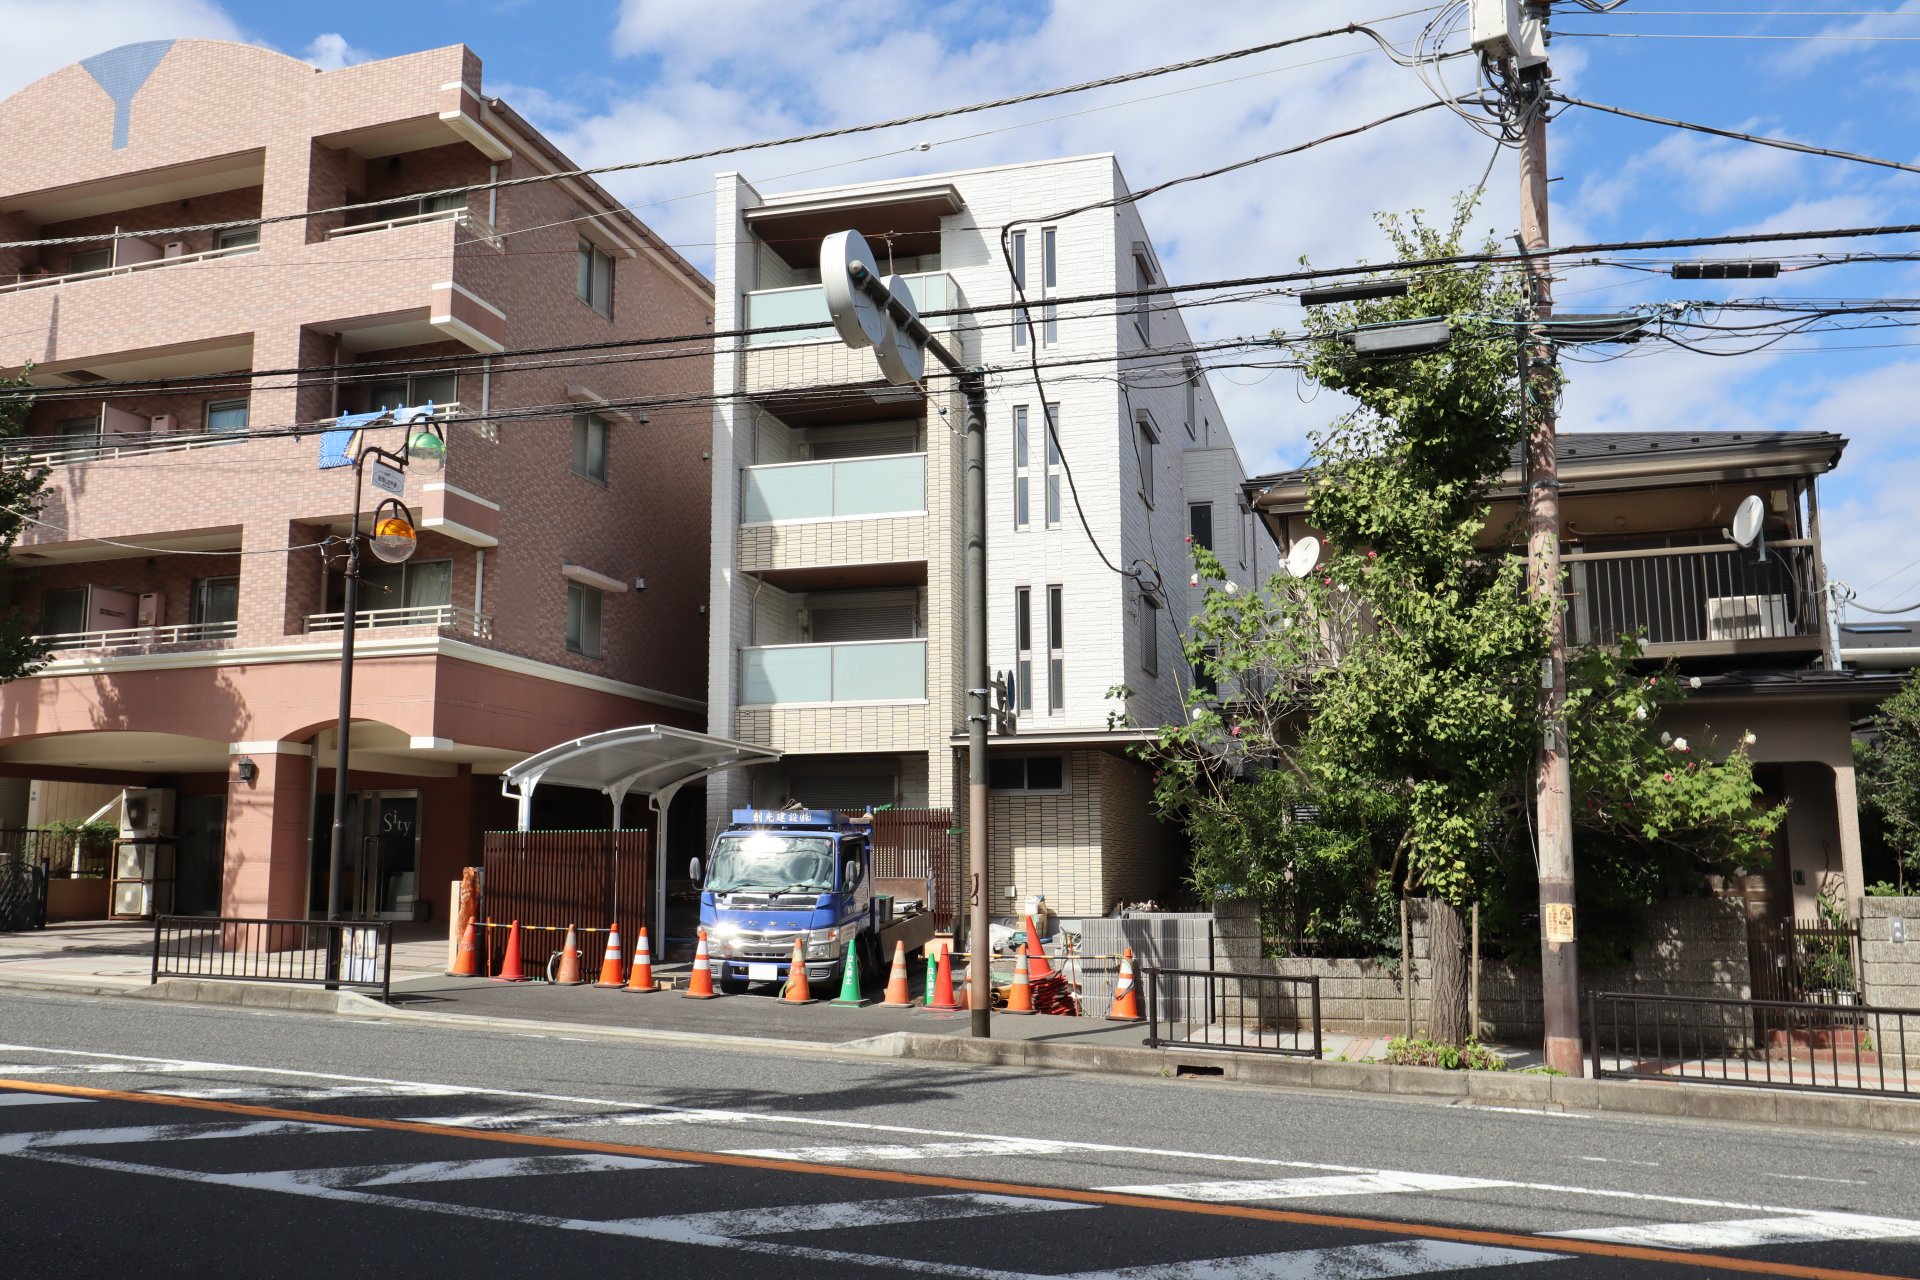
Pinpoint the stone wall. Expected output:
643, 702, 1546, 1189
1860, 897, 1920, 1061
1215, 896, 1754, 1042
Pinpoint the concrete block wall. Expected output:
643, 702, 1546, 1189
1860, 898, 1920, 1062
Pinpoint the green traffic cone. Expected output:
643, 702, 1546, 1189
832, 940, 864, 1006
924, 948, 937, 1007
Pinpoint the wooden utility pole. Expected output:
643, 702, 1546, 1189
1517, 30, 1583, 1078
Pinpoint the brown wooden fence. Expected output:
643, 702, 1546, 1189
479, 830, 650, 981
861, 809, 956, 933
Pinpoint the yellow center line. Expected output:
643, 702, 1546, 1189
0, 1075, 1901, 1280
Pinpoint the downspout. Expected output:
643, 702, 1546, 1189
1808, 476, 1841, 669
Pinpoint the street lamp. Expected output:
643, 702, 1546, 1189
323, 414, 444, 985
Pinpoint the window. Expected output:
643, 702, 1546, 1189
1184, 361, 1199, 439
40, 587, 87, 637
1239, 503, 1251, 568
1193, 648, 1219, 698
1132, 248, 1154, 342
1189, 502, 1214, 550
1043, 404, 1063, 527
567, 583, 604, 658
1013, 406, 1030, 528
214, 226, 259, 251
988, 755, 1067, 793
190, 577, 239, 626
1014, 586, 1033, 713
1010, 230, 1028, 350
68, 247, 110, 275
1041, 227, 1058, 344
205, 398, 249, 435
1046, 584, 1064, 713
56, 415, 99, 441
358, 371, 457, 414
1142, 594, 1160, 677
578, 239, 615, 318
360, 559, 452, 621
572, 412, 609, 483
1136, 413, 1156, 507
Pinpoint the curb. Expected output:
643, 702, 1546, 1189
6, 970, 1920, 1137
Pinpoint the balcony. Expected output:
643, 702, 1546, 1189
326, 207, 502, 252
740, 638, 926, 706
741, 272, 961, 404
304, 604, 493, 641
0, 242, 259, 299
33, 621, 237, 657
742, 453, 926, 523
1565, 541, 1824, 657
744, 272, 960, 347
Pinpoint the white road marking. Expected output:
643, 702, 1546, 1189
0, 1062, 240, 1075
636, 1193, 1091, 1238
417, 1108, 751, 1131
1099, 1173, 1512, 1202
269, 1154, 687, 1187
723, 1138, 1083, 1162
148, 1083, 472, 1102
1576, 1157, 1659, 1168
0, 1041, 1875, 1225
1553, 1211, 1920, 1250
0, 1120, 344, 1153
1060, 1239, 1559, 1279
0, 1093, 86, 1107
1763, 1172, 1869, 1186
1472, 1107, 1591, 1119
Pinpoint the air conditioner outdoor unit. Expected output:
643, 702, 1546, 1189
1706, 594, 1790, 641
148, 414, 176, 433
119, 786, 176, 840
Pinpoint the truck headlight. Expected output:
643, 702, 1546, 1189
805, 924, 859, 959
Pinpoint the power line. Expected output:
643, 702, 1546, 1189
1555, 29, 1920, 40
1553, 93, 1920, 177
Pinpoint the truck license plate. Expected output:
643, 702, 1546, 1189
747, 963, 778, 982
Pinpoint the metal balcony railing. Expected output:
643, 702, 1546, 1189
304, 604, 492, 640
740, 452, 927, 524
7, 402, 463, 470
326, 207, 502, 251
34, 620, 238, 655
744, 272, 959, 346
740, 638, 926, 705
1564, 540, 1822, 650
0, 243, 260, 297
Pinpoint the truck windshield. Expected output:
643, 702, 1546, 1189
706, 833, 835, 893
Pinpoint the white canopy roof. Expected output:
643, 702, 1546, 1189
501, 724, 779, 825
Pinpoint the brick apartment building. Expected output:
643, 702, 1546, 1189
705, 156, 1270, 922
0, 40, 712, 924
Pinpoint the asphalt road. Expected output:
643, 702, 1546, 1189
0, 987, 1916, 1279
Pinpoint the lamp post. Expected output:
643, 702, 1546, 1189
323, 415, 445, 986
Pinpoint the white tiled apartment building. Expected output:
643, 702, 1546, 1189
706, 154, 1270, 918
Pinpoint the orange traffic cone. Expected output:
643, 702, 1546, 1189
1107, 947, 1143, 1022
781, 936, 818, 1005
493, 920, 527, 982
1024, 914, 1056, 981
1003, 943, 1035, 1014
595, 923, 625, 987
554, 924, 585, 985
683, 928, 718, 999
882, 940, 913, 1008
449, 920, 478, 977
625, 926, 659, 993
927, 943, 960, 1011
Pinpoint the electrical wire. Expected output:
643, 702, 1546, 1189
1553, 93, 1920, 177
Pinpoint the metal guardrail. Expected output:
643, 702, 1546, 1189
0, 243, 259, 297
328, 207, 502, 250
36, 621, 238, 654
1588, 990, 1919, 1098
1143, 966, 1322, 1059
304, 604, 492, 639
1564, 540, 1820, 649
150, 915, 393, 1002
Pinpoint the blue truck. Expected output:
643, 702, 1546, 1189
692, 808, 937, 994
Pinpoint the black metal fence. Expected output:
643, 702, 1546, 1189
0, 852, 46, 931
1746, 917, 1862, 1002
1143, 967, 1322, 1059
1589, 990, 1919, 1098
150, 916, 393, 1002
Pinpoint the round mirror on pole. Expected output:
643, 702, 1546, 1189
405, 414, 447, 475
368, 498, 419, 564
820, 230, 890, 351
871, 274, 926, 387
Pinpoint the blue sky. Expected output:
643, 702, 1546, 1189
4, 1, 1918, 612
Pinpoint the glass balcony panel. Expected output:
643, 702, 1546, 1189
831, 639, 925, 701
833, 454, 924, 517
742, 454, 924, 523
742, 645, 833, 704
744, 272, 957, 346
742, 464, 834, 523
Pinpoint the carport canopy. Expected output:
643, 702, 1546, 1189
501, 725, 780, 942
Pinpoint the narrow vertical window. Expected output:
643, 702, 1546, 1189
1142, 595, 1160, 677
1011, 230, 1028, 351
1044, 403, 1063, 528
578, 239, 614, 318
1013, 406, 1031, 529
1041, 226, 1058, 344
1132, 249, 1153, 342
1136, 413, 1155, 508
566, 583, 604, 658
1046, 584, 1064, 713
1189, 502, 1213, 550
1014, 586, 1033, 713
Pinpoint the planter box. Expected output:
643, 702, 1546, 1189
46, 877, 109, 923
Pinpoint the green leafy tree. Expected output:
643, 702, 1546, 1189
0, 371, 49, 681
1860, 677, 1920, 890
1144, 198, 1780, 1044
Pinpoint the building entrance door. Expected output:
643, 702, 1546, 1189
173, 794, 226, 915
309, 790, 421, 919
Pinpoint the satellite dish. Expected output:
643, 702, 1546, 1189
820, 231, 889, 351
870, 274, 926, 386
1730, 495, 1765, 549
1284, 536, 1322, 580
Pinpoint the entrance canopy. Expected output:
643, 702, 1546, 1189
501, 725, 780, 944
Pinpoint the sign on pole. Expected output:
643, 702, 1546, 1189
369, 461, 405, 497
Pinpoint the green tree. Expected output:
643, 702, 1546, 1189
1146, 199, 1780, 1044
1861, 676, 1920, 890
0, 370, 50, 681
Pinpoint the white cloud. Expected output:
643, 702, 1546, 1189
303, 33, 373, 71
1771, 0, 1920, 76
0, 0, 242, 100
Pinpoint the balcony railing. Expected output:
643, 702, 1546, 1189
7, 402, 464, 470
741, 452, 926, 524
305, 604, 493, 640
326, 207, 502, 251
34, 620, 238, 655
744, 272, 960, 346
0, 243, 259, 297
1565, 540, 1822, 651
741, 638, 926, 705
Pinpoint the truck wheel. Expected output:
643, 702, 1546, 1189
720, 976, 750, 995
858, 934, 882, 993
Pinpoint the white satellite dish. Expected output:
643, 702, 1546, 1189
870, 274, 926, 386
1729, 494, 1764, 548
1284, 536, 1322, 579
820, 230, 889, 351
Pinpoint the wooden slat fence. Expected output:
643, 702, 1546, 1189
856, 809, 956, 932
479, 830, 650, 982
